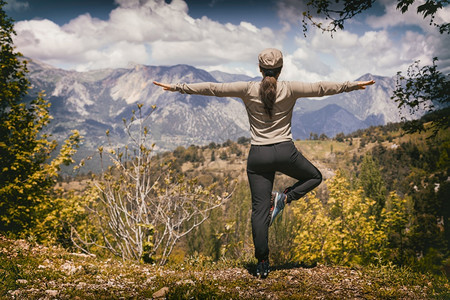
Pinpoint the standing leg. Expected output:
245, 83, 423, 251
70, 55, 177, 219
247, 170, 275, 261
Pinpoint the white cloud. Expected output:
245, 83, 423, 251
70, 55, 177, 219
274, 0, 449, 82
437, 5, 450, 23
11, 0, 449, 79
280, 39, 333, 81
366, 0, 450, 73
276, 0, 308, 29
281, 28, 416, 82
367, 0, 450, 34
150, 20, 278, 67
14, 16, 150, 72
12, 0, 279, 73
311, 30, 359, 51
15, 19, 85, 59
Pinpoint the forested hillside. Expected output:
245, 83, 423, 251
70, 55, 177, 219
3, 114, 449, 299
142, 113, 449, 275
52, 111, 449, 276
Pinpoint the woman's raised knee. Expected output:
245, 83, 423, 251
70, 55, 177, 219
315, 170, 323, 185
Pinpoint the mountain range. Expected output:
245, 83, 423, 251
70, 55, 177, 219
25, 59, 425, 155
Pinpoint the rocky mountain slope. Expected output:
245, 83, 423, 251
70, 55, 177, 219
25, 59, 425, 153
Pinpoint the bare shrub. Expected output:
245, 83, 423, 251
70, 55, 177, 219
71, 104, 234, 265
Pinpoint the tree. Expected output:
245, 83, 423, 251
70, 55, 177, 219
237, 136, 251, 145
359, 154, 387, 221
310, 132, 319, 140
326, 171, 385, 265
219, 150, 228, 160
190, 181, 253, 260
302, 0, 449, 35
301, 0, 449, 136
391, 58, 449, 137
381, 192, 410, 263
335, 132, 345, 142
319, 133, 328, 140
71, 104, 234, 265
292, 191, 331, 265
0, 1, 80, 237
292, 172, 386, 266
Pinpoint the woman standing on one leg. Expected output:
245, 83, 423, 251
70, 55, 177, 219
154, 48, 375, 279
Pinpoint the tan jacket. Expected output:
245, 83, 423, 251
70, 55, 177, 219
172, 81, 361, 145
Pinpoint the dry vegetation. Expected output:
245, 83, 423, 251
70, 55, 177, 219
2, 235, 448, 299
6, 122, 448, 298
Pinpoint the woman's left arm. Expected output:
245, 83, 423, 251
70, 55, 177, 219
355, 80, 375, 90
290, 80, 375, 98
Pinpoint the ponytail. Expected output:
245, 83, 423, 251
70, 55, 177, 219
259, 67, 281, 118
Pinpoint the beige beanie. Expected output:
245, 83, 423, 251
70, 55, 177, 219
258, 48, 283, 69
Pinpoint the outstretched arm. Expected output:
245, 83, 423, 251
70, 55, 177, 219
153, 81, 249, 97
355, 80, 375, 90
153, 81, 175, 92
291, 79, 376, 98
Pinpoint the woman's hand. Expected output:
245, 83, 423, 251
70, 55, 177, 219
356, 80, 375, 90
153, 81, 175, 91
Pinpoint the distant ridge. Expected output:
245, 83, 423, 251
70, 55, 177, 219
25, 58, 429, 153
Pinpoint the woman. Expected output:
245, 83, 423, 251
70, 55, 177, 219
153, 48, 375, 278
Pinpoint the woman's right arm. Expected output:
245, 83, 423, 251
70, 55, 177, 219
153, 81, 175, 91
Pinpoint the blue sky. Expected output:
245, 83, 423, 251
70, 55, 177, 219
5, 0, 450, 81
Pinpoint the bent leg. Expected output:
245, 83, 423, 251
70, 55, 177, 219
277, 143, 322, 203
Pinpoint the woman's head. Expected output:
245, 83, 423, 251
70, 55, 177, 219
258, 48, 283, 70
258, 48, 283, 118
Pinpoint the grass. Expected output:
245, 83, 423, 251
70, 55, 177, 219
1, 235, 449, 299
295, 140, 355, 160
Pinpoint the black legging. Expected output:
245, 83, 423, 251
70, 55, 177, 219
246, 141, 322, 261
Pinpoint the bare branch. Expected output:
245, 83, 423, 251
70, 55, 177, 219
70, 104, 234, 264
